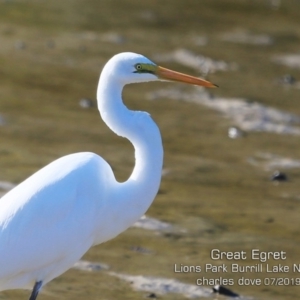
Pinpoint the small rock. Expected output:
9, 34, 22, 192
228, 127, 244, 139
146, 293, 157, 298
270, 171, 287, 182
79, 98, 94, 108
212, 285, 239, 298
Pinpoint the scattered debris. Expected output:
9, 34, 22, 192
277, 74, 296, 86
275, 74, 300, 89
109, 272, 212, 298
132, 215, 173, 231
130, 246, 154, 255
73, 260, 109, 272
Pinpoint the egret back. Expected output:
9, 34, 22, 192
0, 152, 114, 290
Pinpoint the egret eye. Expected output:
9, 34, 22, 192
136, 64, 142, 70
133, 63, 156, 74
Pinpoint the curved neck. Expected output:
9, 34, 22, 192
96, 72, 163, 233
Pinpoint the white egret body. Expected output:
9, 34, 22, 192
0, 52, 216, 299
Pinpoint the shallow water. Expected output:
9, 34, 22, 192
1, 1, 300, 299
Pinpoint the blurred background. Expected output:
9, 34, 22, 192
1, 0, 300, 299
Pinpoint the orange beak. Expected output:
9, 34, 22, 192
156, 66, 218, 88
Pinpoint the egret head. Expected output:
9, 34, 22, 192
102, 52, 217, 88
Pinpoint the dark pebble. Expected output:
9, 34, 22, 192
146, 293, 157, 298
213, 285, 239, 298
271, 171, 287, 182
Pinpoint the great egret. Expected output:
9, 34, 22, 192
0, 52, 216, 299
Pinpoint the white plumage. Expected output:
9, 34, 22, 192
0, 52, 215, 299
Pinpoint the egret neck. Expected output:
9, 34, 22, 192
97, 69, 163, 234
